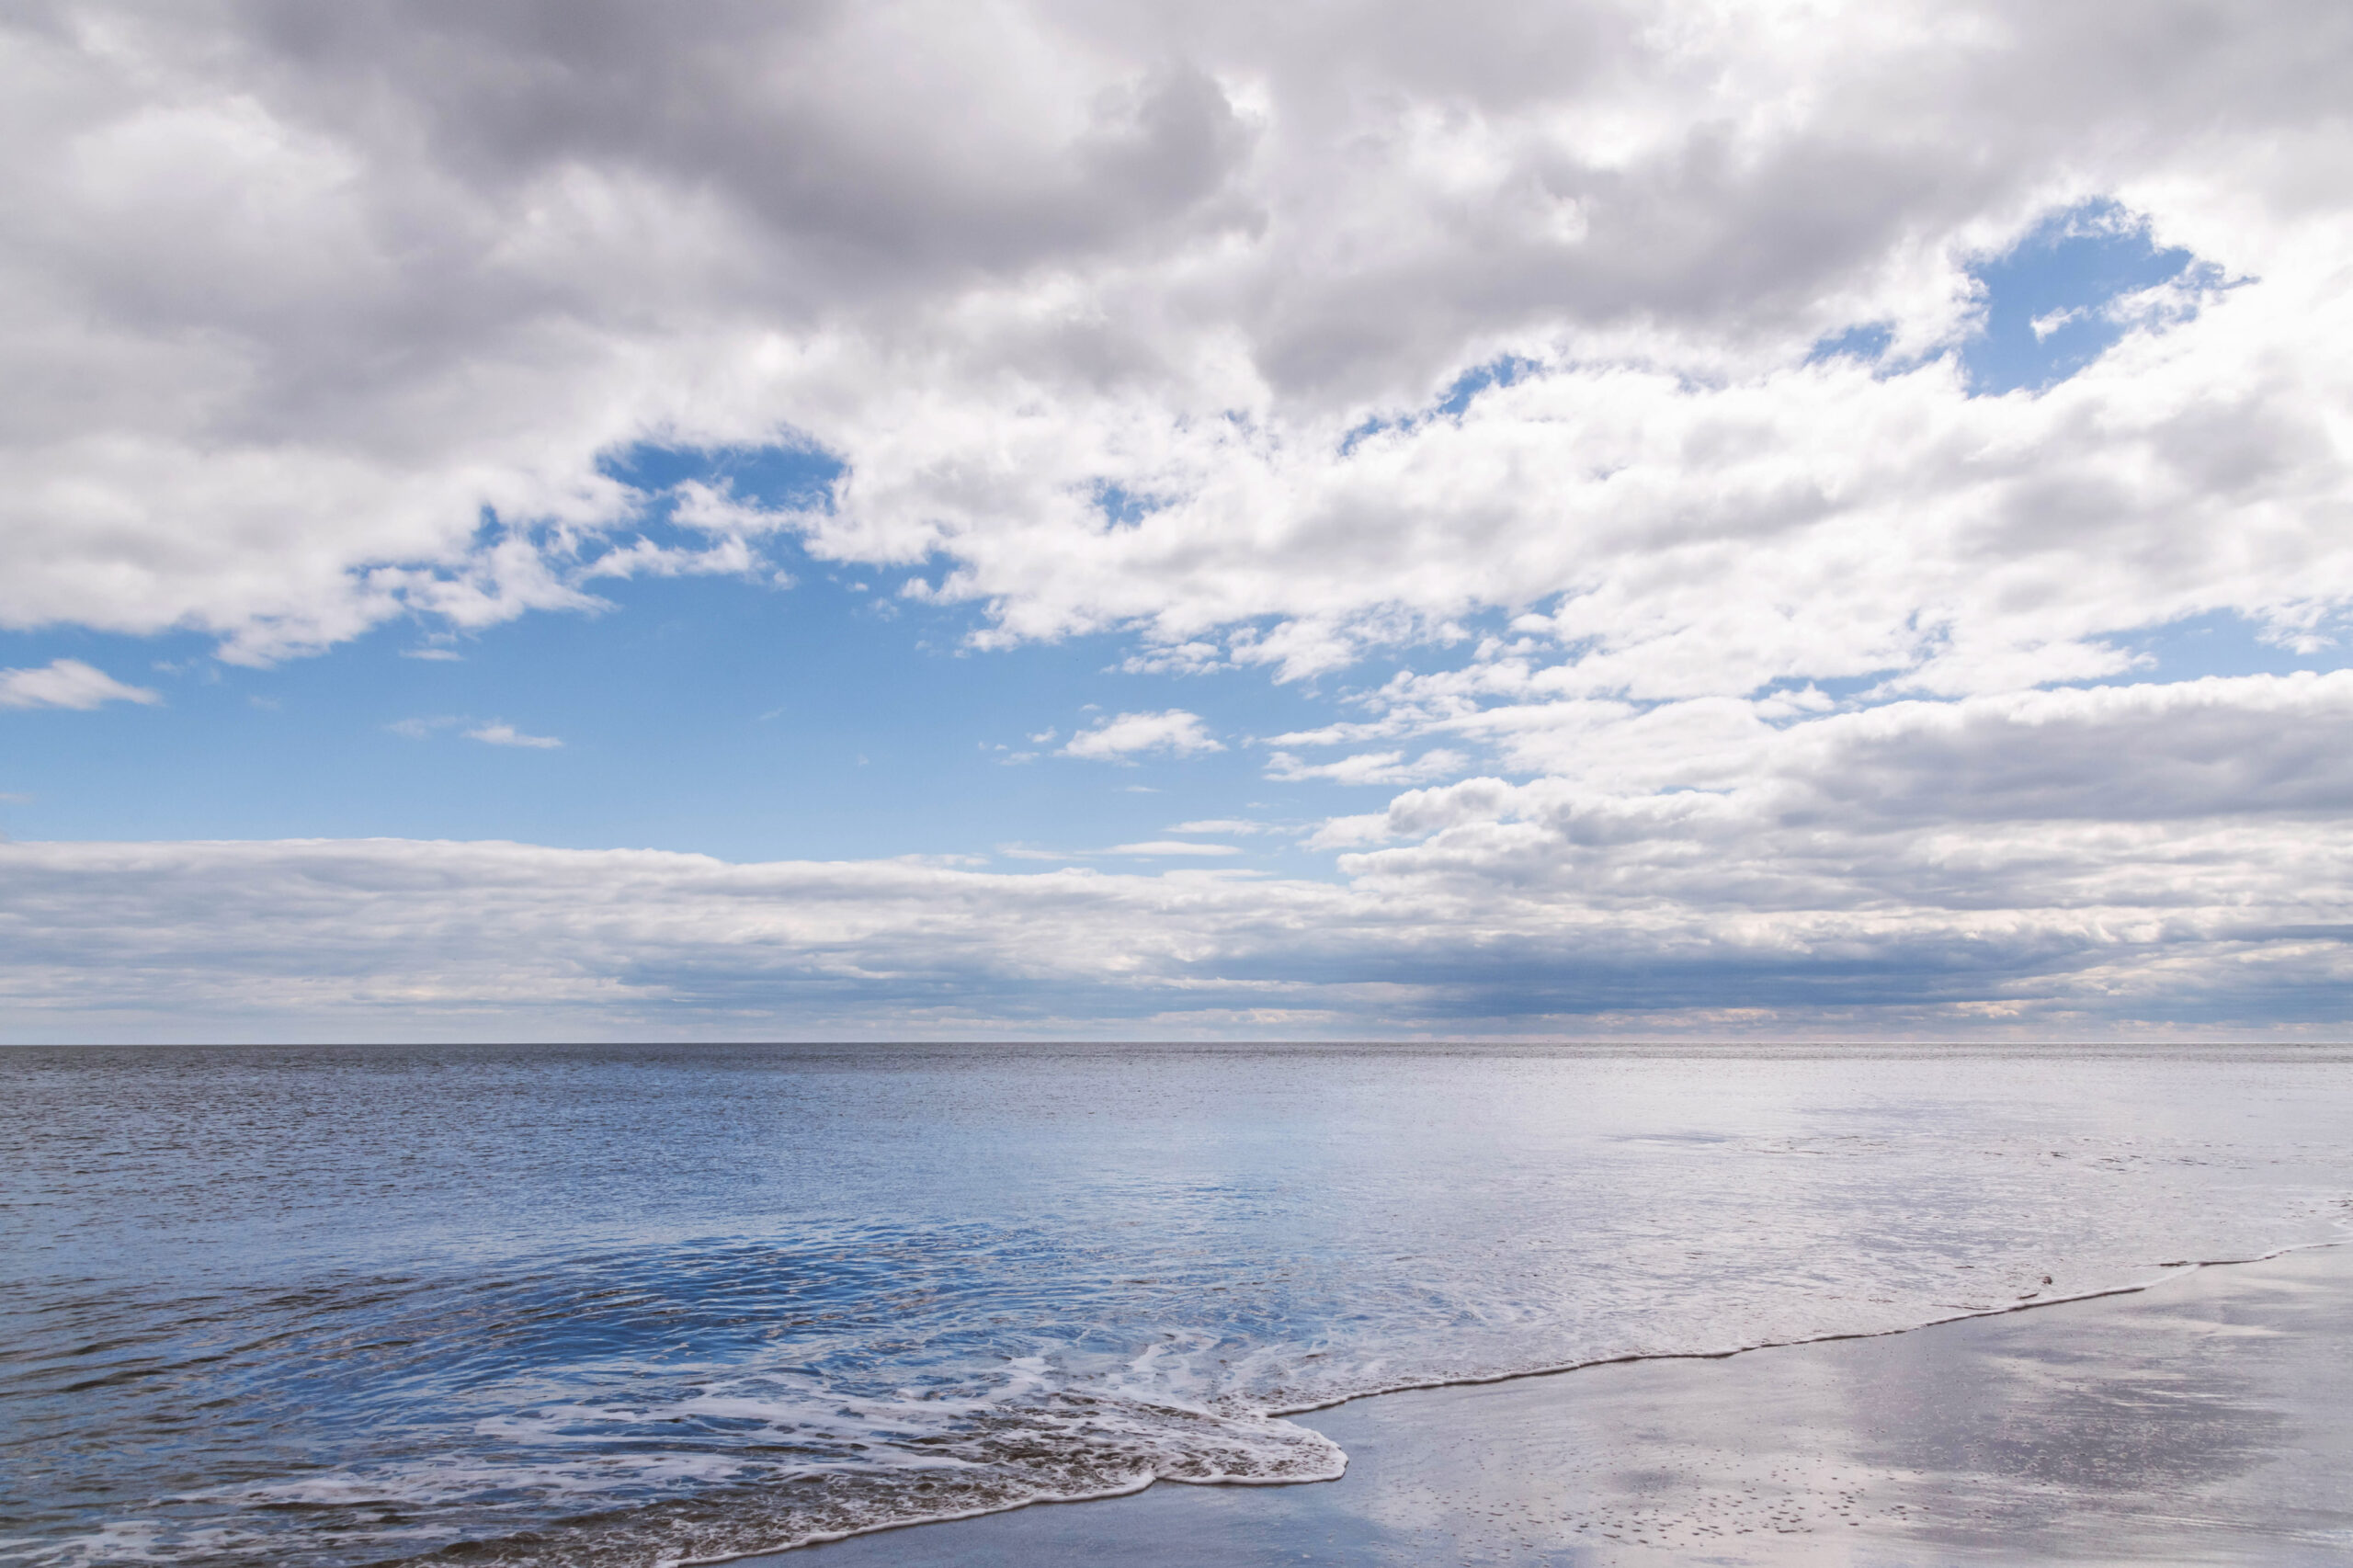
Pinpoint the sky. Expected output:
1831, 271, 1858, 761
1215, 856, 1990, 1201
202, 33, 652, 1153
3, 0, 2351, 1041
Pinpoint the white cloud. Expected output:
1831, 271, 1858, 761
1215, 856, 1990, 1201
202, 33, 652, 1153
467, 722, 563, 749
2, 804, 2347, 1040
0, 658, 158, 710
993, 844, 1078, 861
1265, 749, 1469, 786
2029, 306, 2085, 340
1061, 710, 1223, 762
5, 0, 2347, 682
1318, 675, 2353, 950
1168, 819, 1279, 835
1107, 841, 1243, 857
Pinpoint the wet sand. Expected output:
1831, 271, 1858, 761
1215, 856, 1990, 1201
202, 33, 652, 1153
769, 1244, 2353, 1565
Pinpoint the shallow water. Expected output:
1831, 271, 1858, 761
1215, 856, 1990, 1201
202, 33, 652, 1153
790, 1244, 2353, 1566
4, 1043, 2350, 1566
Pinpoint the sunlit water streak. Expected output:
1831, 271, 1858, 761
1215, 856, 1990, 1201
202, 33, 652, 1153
4, 1043, 2349, 1566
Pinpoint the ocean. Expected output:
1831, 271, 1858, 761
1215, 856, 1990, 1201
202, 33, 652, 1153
5, 1042, 2349, 1567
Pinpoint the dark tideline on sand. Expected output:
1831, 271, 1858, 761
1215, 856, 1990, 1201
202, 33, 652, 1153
783, 1245, 2353, 1566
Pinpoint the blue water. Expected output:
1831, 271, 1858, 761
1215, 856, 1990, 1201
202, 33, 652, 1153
5, 1043, 2351, 1566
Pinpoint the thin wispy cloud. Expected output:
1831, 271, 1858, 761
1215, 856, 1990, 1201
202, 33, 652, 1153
1107, 841, 1243, 857
1265, 750, 1468, 787
0, 660, 159, 711
467, 723, 562, 750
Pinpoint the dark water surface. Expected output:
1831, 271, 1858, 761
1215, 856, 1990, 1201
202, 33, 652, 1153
3, 1043, 2349, 1566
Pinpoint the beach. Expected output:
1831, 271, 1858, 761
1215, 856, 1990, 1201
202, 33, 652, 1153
786, 1244, 2353, 1566
10, 1043, 2353, 1568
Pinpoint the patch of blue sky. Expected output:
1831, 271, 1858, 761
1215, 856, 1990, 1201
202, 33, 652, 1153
1737, 608, 2353, 712
1088, 480, 1168, 528
1431, 354, 1540, 416
1804, 321, 1894, 368
0, 557, 1392, 876
1746, 669, 1904, 711
2088, 608, 2353, 686
1808, 199, 2222, 395
1960, 199, 2216, 395
599, 438, 842, 513
19, 393, 2329, 869
1341, 353, 1542, 454
0, 432, 1448, 863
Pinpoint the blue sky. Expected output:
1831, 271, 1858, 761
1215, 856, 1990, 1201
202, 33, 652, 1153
4, 535, 2344, 871
0, 574, 1367, 867
4, 2, 2350, 1040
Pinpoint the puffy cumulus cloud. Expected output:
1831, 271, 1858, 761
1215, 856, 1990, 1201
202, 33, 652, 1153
1061, 709, 1223, 761
887, 256, 2353, 688
6, 0, 2350, 680
0, 658, 158, 710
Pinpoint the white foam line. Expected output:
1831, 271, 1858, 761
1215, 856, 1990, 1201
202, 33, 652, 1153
665, 1236, 2350, 1563
671, 1471, 1160, 1567
1264, 1237, 2350, 1417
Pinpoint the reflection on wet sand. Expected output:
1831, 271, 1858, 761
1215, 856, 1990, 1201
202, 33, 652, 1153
785, 1244, 2353, 1565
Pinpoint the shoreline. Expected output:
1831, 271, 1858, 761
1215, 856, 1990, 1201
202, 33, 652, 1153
749, 1238, 2353, 1565
1260, 1241, 2342, 1419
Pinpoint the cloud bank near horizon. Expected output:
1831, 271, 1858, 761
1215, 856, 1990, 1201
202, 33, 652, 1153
4, 0, 2351, 1036
9, 668, 2352, 1041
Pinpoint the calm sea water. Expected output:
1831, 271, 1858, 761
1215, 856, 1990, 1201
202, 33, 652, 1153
4, 1043, 2350, 1567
